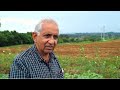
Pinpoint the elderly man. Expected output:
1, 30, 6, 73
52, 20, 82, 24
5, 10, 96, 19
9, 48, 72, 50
9, 18, 64, 79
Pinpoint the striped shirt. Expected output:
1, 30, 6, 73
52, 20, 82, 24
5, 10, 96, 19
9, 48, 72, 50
9, 44, 64, 79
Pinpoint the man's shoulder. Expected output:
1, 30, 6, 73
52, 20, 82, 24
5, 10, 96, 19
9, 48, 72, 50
14, 45, 34, 61
51, 52, 60, 63
51, 52, 57, 59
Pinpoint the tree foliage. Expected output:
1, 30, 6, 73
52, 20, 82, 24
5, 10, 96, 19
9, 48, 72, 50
0, 30, 33, 47
0, 30, 120, 47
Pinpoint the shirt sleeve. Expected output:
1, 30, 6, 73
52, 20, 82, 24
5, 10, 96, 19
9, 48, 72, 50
9, 59, 30, 79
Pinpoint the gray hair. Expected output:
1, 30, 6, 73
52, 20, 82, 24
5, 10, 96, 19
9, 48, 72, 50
34, 18, 58, 34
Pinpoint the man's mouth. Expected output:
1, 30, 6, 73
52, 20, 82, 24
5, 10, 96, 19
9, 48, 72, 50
45, 46, 54, 50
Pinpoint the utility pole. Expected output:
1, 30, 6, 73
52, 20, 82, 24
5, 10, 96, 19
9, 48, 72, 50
101, 28, 103, 40
0, 19, 1, 27
101, 25, 105, 41
103, 25, 105, 41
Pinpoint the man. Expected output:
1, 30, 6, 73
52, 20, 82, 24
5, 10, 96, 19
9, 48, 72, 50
9, 18, 64, 79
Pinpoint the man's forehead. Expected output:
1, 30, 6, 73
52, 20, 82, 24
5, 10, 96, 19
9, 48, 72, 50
41, 27, 59, 34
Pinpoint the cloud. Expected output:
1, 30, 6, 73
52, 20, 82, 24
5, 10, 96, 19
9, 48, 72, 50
0, 17, 39, 33
1, 17, 38, 25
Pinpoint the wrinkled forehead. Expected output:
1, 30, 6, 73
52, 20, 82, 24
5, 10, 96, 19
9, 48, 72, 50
41, 29, 59, 35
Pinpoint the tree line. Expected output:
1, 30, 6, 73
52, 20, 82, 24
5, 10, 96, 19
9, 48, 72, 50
58, 32, 120, 43
0, 30, 33, 47
0, 30, 120, 47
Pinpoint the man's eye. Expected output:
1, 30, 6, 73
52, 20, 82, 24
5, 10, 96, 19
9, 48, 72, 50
44, 34, 50, 38
54, 36, 58, 39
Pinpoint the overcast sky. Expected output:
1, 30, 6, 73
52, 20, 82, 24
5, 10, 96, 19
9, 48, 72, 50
0, 11, 120, 34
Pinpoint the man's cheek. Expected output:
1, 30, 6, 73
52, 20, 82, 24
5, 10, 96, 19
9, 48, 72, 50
55, 41, 58, 45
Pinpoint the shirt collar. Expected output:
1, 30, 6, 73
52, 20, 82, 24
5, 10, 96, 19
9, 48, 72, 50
32, 44, 56, 62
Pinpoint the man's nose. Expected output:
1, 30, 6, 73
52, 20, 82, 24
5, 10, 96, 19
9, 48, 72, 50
48, 37, 55, 44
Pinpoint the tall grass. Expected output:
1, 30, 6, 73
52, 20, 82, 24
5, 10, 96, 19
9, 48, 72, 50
0, 53, 16, 74
0, 52, 120, 79
0, 42, 120, 79
58, 55, 120, 78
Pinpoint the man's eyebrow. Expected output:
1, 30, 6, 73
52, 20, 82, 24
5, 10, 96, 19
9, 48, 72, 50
43, 32, 52, 34
43, 33, 58, 35
54, 35, 58, 37
43, 33, 52, 36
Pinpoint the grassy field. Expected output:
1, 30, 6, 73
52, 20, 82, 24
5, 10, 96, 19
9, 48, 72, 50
0, 40, 120, 79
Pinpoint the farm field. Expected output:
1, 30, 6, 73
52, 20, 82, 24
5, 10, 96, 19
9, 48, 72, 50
0, 40, 120, 79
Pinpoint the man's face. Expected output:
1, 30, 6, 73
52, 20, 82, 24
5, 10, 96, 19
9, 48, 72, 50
33, 23, 59, 54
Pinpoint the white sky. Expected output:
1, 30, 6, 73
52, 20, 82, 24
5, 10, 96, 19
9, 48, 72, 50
0, 11, 120, 34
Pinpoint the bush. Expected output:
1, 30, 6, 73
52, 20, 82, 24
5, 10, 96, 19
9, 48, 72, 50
64, 70, 103, 79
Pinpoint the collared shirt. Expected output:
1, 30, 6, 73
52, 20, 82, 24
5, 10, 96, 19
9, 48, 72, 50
9, 44, 64, 79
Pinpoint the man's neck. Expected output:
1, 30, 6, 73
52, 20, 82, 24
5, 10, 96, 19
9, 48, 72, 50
35, 44, 50, 63
41, 53, 50, 63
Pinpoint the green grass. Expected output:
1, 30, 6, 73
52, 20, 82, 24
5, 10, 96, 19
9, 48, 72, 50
58, 55, 120, 78
64, 71, 103, 79
0, 74, 8, 79
0, 42, 120, 79
0, 54, 120, 79
0, 53, 16, 74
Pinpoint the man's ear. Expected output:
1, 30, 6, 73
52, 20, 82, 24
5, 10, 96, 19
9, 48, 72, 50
32, 32, 37, 43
